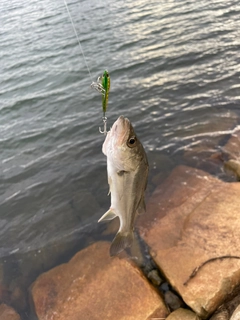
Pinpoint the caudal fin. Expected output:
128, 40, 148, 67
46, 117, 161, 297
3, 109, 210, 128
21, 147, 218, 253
110, 231, 134, 256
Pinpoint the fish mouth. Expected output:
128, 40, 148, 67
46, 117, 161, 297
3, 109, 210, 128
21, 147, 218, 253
111, 116, 131, 145
102, 115, 132, 156
113, 115, 130, 133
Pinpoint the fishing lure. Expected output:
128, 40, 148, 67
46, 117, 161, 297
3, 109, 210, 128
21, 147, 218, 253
91, 70, 110, 115
101, 70, 110, 115
91, 70, 111, 134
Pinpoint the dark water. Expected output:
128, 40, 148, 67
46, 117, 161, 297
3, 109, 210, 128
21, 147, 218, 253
1, 0, 240, 316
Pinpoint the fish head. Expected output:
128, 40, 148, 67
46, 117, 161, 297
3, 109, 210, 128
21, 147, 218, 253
102, 116, 147, 171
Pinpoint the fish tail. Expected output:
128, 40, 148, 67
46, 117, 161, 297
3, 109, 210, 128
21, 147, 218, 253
110, 231, 134, 257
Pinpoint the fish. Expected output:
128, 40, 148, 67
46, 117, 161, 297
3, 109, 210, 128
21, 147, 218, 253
98, 115, 149, 256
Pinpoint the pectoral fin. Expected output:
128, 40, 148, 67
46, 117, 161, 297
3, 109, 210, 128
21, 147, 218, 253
107, 176, 112, 195
98, 208, 117, 222
137, 196, 146, 215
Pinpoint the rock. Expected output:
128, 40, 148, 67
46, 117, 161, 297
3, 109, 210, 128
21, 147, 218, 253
166, 308, 200, 320
230, 304, 240, 320
210, 309, 229, 320
164, 291, 184, 311
0, 304, 20, 320
210, 289, 240, 320
10, 284, 26, 312
222, 130, 240, 180
147, 269, 163, 286
0, 284, 11, 303
182, 112, 238, 173
183, 144, 223, 174
222, 130, 240, 160
224, 159, 240, 180
30, 241, 168, 320
149, 153, 175, 187
138, 165, 240, 318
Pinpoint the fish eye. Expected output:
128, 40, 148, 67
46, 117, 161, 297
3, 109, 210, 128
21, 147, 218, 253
127, 136, 136, 147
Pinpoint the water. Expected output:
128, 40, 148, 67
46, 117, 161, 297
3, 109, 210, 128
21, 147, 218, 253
1, 0, 240, 315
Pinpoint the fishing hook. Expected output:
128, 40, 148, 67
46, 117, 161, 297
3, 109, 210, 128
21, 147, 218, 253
99, 116, 108, 135
90, 81, 106, 96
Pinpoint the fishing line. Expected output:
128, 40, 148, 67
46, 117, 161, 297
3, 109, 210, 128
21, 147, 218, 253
63, 0, 93, 83
62, 0, 110, 134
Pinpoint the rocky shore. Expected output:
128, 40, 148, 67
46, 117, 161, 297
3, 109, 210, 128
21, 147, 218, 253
1, 129, 240, 320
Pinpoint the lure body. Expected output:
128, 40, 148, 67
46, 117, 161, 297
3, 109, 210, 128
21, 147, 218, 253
90, 70, 110, 134
101, 70, 110, 114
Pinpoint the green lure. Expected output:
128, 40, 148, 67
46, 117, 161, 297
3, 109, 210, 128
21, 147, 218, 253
101, 70, 110, 115
90, 70, 111, 134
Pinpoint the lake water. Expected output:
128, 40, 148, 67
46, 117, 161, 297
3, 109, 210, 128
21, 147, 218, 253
1, 0, 240, 316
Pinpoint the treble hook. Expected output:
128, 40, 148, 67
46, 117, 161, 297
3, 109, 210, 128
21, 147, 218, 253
99, 116, 108, 135
90, 81, 106, 96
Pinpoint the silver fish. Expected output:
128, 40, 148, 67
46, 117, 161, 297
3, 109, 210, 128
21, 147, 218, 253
98, 115, 149, 256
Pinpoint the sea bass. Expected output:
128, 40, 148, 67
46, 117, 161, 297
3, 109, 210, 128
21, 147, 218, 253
98, 116, 149, 256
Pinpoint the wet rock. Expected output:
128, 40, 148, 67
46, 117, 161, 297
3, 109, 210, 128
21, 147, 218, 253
230, 304, 240, 320
210, 309, 229, 320
147, 269, 163, 286
221, 129, 240, 180
182, 113, 238, 173
0, 303, 20, 320
149, 153, 175, 187
14, 229, 95, 283
138, 165, 240, 318
166, 308, 200, 320
210, 289, 240, 320
224, 159, 240, 180
30, 241, 168, 320
9, 284, 26, 312
0, 284, 11, 303
164, 291, 184, 311
222, 130, 240, 160
183, 144, 223, 174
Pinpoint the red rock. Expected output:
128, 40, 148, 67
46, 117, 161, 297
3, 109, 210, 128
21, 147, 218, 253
30, 241, 168, 320
138, 165, 240, 318
0, 304, 20, 320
